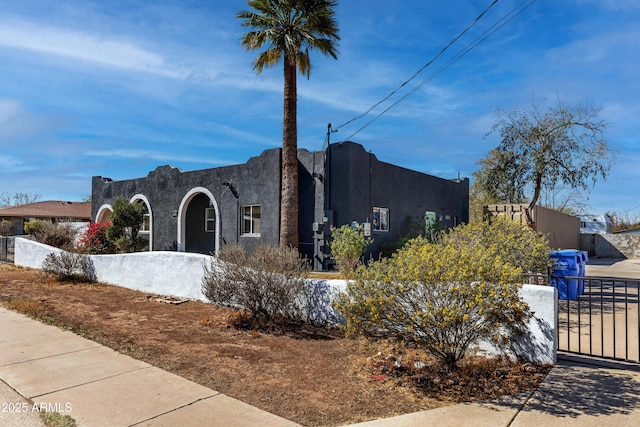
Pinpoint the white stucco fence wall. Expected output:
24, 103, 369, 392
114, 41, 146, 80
14, 237, 557, 364
15, 238, 211, 301
90, 251, 211, 300
15, 238, 65, 268
476, 284, 557, 365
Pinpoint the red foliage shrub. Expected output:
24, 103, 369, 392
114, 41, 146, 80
78, 222, 116, 254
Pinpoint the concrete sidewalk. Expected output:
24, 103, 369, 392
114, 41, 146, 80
3, 306, 640, 426
346, 356, 640, 427
0, 307, 298, 427
510, 356, 640, 426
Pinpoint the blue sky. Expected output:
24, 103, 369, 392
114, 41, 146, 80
0, 0, 638, 216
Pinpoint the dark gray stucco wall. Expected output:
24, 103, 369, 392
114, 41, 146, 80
297, 149, 326, 262
325, 141, 469, 259
92, 149, 281, 252
92, 142, 469, 269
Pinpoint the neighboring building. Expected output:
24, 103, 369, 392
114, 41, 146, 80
91, 141, 469, 269
485, 204, 580, 249
578, 214, 612, 234
0, 201, 92, 236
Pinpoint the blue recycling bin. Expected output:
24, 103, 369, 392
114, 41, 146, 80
550, 250, 581, 300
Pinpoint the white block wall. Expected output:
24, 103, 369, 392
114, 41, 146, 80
14, 237, 557, 364
15, 238, 211, 301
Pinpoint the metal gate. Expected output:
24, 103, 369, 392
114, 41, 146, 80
557, 275, 640, 363
0, 236, 15, 263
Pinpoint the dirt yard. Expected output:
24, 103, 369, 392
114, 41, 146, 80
0, 264, 551, 426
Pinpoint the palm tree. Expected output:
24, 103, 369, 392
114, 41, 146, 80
237, 0, 340, 248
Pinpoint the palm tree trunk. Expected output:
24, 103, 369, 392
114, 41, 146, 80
280, 58, 299, 247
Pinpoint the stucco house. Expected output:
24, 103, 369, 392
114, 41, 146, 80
0, 201, 91, 236
91, 141, 469, 269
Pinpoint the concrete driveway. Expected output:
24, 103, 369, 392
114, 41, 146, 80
585, 258, 640, 279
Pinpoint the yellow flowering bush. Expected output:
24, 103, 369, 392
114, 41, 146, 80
445, 217, 551, 276
333, 218, 551, 371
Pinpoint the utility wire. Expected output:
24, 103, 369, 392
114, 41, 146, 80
336, 0, 538, 141
334, 0, 499, 132
344, 0, 537, 141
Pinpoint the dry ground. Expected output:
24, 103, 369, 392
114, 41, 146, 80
0, 264, 551, 426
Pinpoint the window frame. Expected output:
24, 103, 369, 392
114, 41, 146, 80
372, 207, 390, 232
134, 200, 150, 235
204, 207, 215, 233
139, 213, 151, 234
241, 205, 261, 237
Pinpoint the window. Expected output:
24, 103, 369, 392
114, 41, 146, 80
136, 201, 150, 234
372, 207, 389, 232
140, 213, 150, 233
242, 205, 261, 236
205, 207, 215, 232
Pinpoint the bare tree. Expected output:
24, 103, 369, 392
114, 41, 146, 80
607, 211, 640, 233
476, 98, 616, 227
538, 181, 590, 215
0, 192, 41, 207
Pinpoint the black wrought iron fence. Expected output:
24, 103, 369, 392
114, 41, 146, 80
556, 275, 640, 364
0, 236, 15, 263
520, 272, 551, 286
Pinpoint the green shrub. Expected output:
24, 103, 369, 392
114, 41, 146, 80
329, 224, 372, 277
41, 252, 94, 282
202, 245, 311, 324
24, 219, 47, 236
333, 218, 551, 371
107, 198, 146, 253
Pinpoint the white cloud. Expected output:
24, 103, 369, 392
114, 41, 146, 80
84, 149, 232, 166
576, 0, 640, 12
0, 98, 65, 144
215, 73, 281, 93
0, 19, 187, 78
206, 122, 280, 148
545, 26, 640, 73
0, 99, 24, 123
0, 154, 33, 172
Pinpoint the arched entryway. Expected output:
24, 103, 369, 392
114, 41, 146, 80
177, 187, 219, 255
96, 204, 113, 223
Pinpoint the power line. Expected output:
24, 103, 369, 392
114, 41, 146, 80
334, 0, 499, 132
336, 0, 538, 141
